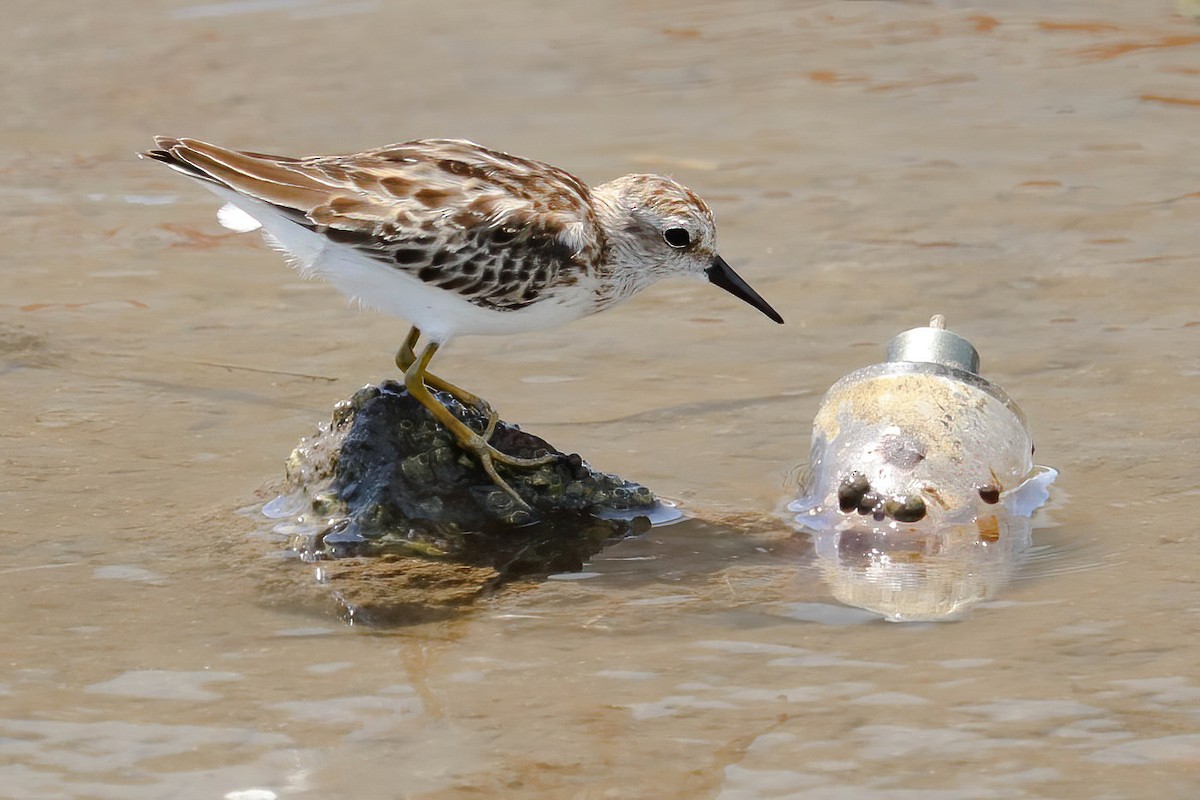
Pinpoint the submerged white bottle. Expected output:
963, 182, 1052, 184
789, 315, 1057, 621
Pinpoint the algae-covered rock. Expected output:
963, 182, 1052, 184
266, 381, 663, 602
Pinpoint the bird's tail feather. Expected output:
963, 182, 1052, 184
138, 136, 328, 213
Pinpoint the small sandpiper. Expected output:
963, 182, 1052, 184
142, 137, 784, 506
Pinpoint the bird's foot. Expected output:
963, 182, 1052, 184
450, 392, 496, 420
459, 411, 560, 511
396, 330, 493, 416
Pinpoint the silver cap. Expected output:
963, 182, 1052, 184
885, 315, 981, 374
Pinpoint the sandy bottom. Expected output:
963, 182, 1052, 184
1, 1, 1198, 797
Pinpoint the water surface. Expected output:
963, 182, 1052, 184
2, 1, 1198, 797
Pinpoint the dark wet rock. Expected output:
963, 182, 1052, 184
263, 381, 663, 623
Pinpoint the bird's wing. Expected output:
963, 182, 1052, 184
141, 137, 601, 311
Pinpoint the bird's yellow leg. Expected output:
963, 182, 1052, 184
395, 326, 491, 413
404, 340, 557, 509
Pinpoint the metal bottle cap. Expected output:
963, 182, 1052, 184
885, 315, 981, 375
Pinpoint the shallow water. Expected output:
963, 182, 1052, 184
2, 0, 1199, 797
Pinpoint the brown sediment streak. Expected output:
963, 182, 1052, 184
1073, 34, 1200, 62
968, 15, 1000, 33
808, 70, 869, 85
867, 74, 976, 93
1140, 93, 1200, 108
20, 300, 148, 312
158, 223, 230, 249
1037, 21, 1123, 34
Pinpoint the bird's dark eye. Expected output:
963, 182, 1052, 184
663, 228, 691, 249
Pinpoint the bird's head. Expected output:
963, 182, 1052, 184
593, 174, 783, 323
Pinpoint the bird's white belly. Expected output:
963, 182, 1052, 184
214, 190, 594, 342
315, 243, 593, 341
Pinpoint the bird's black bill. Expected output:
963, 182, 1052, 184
705, 256, 784, 324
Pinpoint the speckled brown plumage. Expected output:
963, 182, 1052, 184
142, 135, 781, 342
143, 138, 603, 313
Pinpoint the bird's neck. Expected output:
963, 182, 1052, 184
590, 181, 666, 308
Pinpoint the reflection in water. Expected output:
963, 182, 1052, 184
790, 316, 1057, 621
805, 505, 1048, 622
8, 0, 1200, 794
